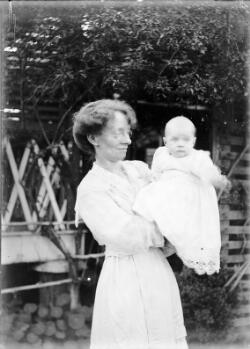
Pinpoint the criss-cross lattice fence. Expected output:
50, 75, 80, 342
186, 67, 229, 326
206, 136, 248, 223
1, 138, 85, 265
2, 139, 71, 230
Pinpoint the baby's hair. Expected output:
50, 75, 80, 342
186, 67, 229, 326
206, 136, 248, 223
165, 116, 196, 136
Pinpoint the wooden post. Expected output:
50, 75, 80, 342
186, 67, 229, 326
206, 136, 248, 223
70, 283, 80, 310
60, 199, 67, 220
59, 142, 69, 161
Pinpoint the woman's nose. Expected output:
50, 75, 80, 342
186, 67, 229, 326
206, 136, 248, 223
125, 134, 132, 144
122, 132, 131, 145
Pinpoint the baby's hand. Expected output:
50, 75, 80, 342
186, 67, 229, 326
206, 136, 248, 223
212, 175, 231, 191
221, 176, 232, 192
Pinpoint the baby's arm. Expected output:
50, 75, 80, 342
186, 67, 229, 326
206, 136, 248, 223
191, 151, 230, 190
210, 173, 231, 191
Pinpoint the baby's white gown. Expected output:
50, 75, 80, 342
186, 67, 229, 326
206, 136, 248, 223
133, 148, 222, 275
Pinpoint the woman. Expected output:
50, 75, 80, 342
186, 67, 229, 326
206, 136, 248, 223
73, 99, 188, 349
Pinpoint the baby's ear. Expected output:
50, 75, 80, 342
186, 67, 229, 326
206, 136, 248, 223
193, 137, 197, 147
163, 137, 167, 146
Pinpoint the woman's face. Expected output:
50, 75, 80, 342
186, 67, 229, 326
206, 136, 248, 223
91, 111, 132, 163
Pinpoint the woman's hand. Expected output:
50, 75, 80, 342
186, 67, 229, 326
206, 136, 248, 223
162, 239, 176, 257
150, 221, 165, 248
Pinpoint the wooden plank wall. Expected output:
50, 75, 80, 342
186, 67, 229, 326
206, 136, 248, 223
5, 102, 68, 141
216, 126, 250, 332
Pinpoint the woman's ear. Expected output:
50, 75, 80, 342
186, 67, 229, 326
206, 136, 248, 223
87, 134, 99, 147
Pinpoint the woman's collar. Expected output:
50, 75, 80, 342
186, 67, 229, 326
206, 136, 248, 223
92, 160, 123, 176
92, 160, 131, 183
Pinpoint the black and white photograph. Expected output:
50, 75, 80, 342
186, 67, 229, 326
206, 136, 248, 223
1, 1, 250, 349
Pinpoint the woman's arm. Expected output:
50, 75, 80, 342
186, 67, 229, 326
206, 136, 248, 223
75, 190, 164, 254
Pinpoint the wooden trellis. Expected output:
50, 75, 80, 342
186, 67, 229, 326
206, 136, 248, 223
2, 138, 73, 231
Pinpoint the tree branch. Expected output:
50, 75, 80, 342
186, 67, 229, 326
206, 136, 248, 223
32, 101, 51, 146
52, 88, 96, 144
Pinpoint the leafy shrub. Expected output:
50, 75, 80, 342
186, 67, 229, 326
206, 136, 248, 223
176, 263, 240, 344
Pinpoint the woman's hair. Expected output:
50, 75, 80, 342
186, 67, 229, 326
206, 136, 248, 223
72, 99, 137, 153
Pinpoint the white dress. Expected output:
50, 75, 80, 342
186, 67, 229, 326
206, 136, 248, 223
75, 161, 188, 349
133, 148, 222, 275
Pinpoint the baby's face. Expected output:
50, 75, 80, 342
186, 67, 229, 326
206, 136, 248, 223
164, 127, 196, 158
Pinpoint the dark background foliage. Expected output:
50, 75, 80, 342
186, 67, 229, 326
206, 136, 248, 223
5, 3, 249, 136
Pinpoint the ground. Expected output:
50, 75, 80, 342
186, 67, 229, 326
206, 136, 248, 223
1, 341, 249, 349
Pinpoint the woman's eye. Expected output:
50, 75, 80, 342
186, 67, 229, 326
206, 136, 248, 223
113, 130, 132, 137
111, 131, 121, 137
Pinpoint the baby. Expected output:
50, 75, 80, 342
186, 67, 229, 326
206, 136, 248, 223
133, 116, 229, 275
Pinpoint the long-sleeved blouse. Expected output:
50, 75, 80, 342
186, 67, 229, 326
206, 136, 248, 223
75, 160, 187, 349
